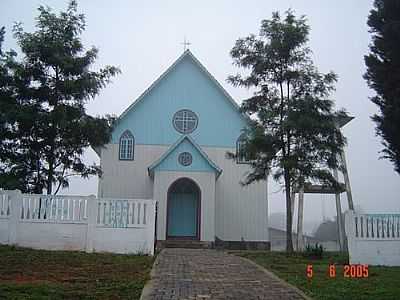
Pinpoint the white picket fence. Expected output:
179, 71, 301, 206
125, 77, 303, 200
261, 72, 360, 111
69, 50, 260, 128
96, 198, 148, 228
20, 195, 88, 222
345, 210, 400, 266
0, 190, 156, 255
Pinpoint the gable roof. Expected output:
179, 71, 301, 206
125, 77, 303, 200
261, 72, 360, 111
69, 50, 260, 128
148, 135, 222, 178
118, 49, 245, 121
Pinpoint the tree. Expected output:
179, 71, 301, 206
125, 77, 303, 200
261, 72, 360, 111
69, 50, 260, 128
364, 0, 400, 175
0, 27, 28, 191
0, 26, 4, 54
0, 1, 119, 194
228, 10, 347, 252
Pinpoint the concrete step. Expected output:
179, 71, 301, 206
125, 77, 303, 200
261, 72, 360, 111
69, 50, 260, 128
157, 240, 213, 249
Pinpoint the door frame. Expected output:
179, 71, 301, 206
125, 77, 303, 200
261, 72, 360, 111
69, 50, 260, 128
166, 177, 201, 240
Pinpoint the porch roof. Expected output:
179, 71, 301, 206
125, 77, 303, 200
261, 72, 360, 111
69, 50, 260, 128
148, 135, 222, 178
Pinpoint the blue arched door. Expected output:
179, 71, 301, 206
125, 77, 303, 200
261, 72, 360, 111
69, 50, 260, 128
167, 178, 200, 239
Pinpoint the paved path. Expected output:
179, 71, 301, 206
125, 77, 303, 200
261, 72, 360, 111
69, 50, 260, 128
141, 248, 308, 300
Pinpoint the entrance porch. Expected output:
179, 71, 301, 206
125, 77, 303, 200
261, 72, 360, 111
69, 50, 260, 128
152, 171, 216, 244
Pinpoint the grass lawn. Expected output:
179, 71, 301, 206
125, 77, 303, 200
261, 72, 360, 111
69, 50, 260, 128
0, 245, 154, 300
235, 251, 400, 300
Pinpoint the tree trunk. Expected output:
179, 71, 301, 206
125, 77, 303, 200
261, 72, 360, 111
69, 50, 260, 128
34, 156, 43, 194
47, 161, 53, 195
284, 169, 294, 252
46, 177, 52, 194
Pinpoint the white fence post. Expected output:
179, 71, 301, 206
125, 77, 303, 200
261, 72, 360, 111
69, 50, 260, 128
85, 195, 97, 253
148, 200, 157, 255
8, 190, 22, 245
344, 210, 356, 263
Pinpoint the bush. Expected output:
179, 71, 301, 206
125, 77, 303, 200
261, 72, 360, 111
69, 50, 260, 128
303, 243, 324, 259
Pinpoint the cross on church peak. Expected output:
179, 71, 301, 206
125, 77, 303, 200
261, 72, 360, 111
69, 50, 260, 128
181, 37, 191, 52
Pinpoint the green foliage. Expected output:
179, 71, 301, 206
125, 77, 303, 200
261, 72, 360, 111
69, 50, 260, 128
227, 10, 347, 252
303, 243, 324, 259
0, 1, 120, 194
364, 0, 400, 175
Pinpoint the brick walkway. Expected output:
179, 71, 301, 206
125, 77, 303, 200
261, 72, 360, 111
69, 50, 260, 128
140, 248, 308, 300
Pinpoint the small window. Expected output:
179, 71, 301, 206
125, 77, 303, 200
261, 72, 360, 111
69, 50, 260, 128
178, 152, 192, 166
236, 134, 250, 164
119, 130, 134, 160
173, 109, 198, 134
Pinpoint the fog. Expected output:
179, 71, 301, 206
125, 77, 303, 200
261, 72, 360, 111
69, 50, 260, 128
1, 0, 399, 226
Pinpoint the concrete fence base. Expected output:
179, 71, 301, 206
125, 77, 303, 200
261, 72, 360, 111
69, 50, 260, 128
345, 210, 400, 266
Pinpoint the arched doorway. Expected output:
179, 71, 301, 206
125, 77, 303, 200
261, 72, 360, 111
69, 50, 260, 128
167, 178, 200, 240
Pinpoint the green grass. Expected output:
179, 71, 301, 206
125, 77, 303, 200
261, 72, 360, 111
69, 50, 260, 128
0, 245, 154, 300
234, 251, 400, 300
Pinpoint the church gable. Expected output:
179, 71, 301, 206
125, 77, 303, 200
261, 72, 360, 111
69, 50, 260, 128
111, 50, 248, 148
148, 135, 221, 177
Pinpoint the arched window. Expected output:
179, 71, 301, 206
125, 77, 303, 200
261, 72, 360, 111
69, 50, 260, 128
236, 134, 250, 164
119, 130, 134, 160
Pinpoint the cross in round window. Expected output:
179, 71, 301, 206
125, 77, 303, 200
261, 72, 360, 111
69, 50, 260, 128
178, 152, 192, 166
173, 109, 198, 134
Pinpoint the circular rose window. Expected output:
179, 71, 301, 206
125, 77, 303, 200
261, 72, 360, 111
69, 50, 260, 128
178, 152, 192, 166
173, 109, 198, 134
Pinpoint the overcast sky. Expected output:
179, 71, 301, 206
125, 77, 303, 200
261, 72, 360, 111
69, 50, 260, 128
1, 0, 399, 224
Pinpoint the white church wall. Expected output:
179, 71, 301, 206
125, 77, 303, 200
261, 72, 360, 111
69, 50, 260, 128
154, 170, 216, 241
99, 143, 269, 243
98, 144, 168, 199
205, 147, 269, 242
345, 210, 400, 266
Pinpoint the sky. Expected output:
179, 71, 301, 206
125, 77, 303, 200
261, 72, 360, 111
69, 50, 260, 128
1, 0, 399, 225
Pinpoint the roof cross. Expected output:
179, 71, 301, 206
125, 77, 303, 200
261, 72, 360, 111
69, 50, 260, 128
181, 37, 191, 52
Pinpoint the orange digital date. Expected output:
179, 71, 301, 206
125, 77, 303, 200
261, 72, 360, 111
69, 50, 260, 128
343, 264, 369, 278
306, 264, 369, 278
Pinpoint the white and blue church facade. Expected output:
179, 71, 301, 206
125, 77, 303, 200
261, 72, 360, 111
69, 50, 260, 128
96, 50, 269, 249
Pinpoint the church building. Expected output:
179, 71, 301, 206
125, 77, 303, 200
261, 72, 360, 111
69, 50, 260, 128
96, 50, 269, 249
